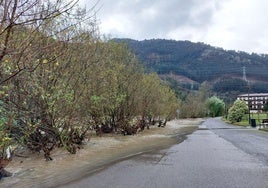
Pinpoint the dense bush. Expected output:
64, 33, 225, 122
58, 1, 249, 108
228, 100, 248, 123
206, 96, 225, 117
0, 1, 179, 161
178, 83, 210, 118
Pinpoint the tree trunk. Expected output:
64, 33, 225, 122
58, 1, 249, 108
0, 168, 12, 179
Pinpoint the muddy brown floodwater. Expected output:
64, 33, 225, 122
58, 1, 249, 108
0, 119, 203, 188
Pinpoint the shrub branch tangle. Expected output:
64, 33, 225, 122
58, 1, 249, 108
0, 0, 178, 163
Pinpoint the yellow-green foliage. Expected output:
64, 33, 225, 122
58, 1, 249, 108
228, 100, 248, 123
0, 1, 179, 157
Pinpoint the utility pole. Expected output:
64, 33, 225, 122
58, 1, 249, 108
243, 66, 247, 81
191, 82, 194, 90
247, 78, 251, 125
244, 66, 251, 124
247, 86, 251, 125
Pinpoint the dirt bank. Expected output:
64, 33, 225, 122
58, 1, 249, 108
0, 119, 203, 188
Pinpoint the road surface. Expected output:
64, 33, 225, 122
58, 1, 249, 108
61, 118, 268, 188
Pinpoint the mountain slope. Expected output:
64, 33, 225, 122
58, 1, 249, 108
114, 38, 268, 98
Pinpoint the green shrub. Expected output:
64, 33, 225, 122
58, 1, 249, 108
228, 100, 248, 123
206, 96, 225, 117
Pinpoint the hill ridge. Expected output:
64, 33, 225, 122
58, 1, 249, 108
114, 38, 268, 99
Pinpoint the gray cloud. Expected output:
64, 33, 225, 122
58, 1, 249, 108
95, 0, 221, 39
82, 0, 268, 53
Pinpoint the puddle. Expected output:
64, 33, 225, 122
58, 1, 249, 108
0, 119, 202, 188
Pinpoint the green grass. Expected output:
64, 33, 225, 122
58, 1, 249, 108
225, 113, 268, 127
223, 113, 268, 133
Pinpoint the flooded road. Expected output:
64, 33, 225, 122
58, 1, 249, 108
0, 119, 200, 188
62, 118, 268, 188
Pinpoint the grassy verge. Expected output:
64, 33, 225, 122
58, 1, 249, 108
223, 113, 268, 132
221, 116, 249, 127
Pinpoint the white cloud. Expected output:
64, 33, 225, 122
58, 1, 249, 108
81, 0, 268, 53
204, 0, 268, 53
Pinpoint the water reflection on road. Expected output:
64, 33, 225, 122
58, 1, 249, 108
62, 119, 268, 188
1, 120, 200, 188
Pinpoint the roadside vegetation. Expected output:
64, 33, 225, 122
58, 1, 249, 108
178, 82, 225, 119
2, 0, 266, 181
228, 100, 248, 123
0, 0, 180, 176
227, 113, 268, 127
223, 99, 268, 131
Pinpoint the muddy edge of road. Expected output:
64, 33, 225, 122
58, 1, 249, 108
1, 119, 203, 188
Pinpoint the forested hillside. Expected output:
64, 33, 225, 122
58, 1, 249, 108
114, 38, 268, 100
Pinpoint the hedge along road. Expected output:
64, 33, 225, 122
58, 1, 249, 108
61, 118, 268, 188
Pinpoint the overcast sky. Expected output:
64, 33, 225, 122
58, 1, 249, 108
81, 0, 268, 54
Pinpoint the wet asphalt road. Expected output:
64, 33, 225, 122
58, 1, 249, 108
63, 118, 268, 188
